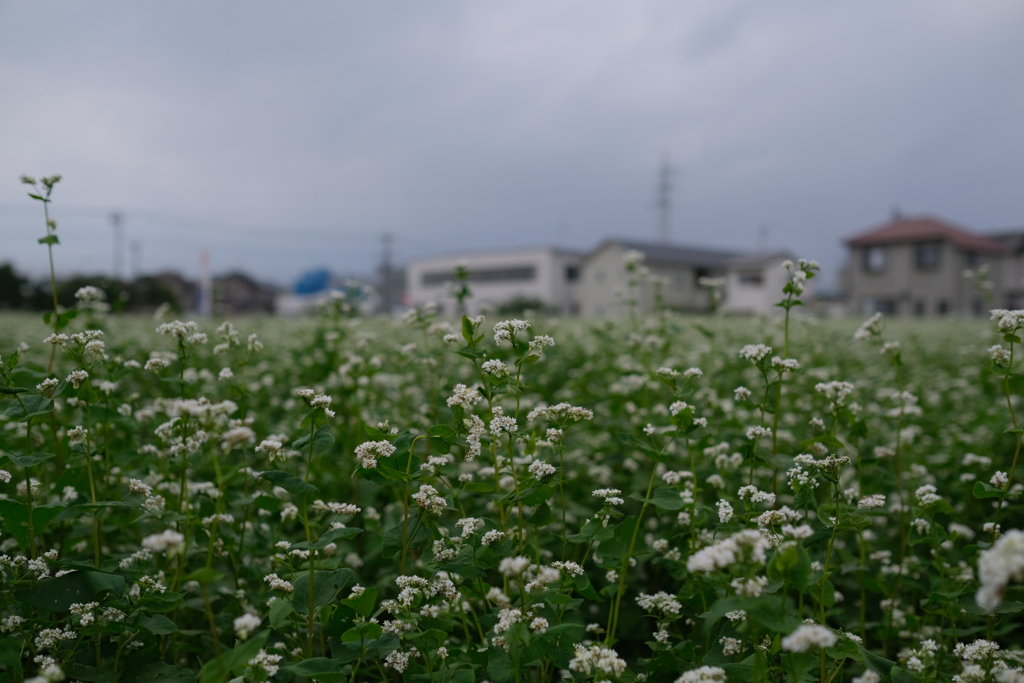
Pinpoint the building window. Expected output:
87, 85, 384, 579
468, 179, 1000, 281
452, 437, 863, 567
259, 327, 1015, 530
915, 242, 941, 270
864, 297, 896, 315
738, 270, 763, 286
864, 246, 886, 273
964, 251, 980, 269
937, 300, 949, 315
694, 268, 711, 287
422, 265, 536, 286
565, 265, 579, 282
914, 301, 925, 316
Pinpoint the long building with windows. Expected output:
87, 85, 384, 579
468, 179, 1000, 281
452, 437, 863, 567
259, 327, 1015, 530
406, 247, 582, 315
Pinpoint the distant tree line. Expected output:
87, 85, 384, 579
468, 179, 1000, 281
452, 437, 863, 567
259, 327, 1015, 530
0, 262, 184, 312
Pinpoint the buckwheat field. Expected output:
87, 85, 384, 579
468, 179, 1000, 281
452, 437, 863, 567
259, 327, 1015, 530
1, 177, 1022, 683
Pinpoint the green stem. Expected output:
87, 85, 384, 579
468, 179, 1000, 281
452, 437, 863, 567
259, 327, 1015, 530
606, 462, 658, 644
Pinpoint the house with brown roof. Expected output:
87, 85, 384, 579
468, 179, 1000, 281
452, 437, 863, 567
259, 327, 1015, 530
842, 214, 1007, 317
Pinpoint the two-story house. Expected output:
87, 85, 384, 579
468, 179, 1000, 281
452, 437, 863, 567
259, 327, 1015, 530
843, 215, 1007, 317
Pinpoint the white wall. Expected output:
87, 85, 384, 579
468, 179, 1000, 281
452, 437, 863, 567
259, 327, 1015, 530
722, 259, 803, 314
407, 248, 580, 315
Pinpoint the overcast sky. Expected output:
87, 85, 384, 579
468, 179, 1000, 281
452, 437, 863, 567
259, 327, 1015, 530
2, 1, 1023, 288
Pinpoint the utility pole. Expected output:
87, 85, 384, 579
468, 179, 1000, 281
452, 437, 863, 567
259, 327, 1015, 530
110, 211, 124, 281
379, 232, 393, 315
130, 241, 142, 279
656, 156, 678, 244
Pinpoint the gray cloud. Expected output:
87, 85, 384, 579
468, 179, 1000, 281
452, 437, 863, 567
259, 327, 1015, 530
1, 1, 1022, 287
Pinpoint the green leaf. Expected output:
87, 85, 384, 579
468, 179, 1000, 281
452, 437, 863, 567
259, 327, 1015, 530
413, 670, 475, 683
138, 613, 179, 635
0, 499, 66, 549
4, 451, 56, 468
973, 481, 1006, 499
292, 569, 356, 615
280, 659, 341, 680
0, 386, 28, 395
382, 514, 431, 559
65, 664, 118, 683
138, 663, 197, 683
3, 394, 53, 421
269, 596, 294, 628
632, 486, 686, 510
362, 423, 388, 440
487, 648, 515, 683
0, 637, 24, 680
340, 586, 379, 617
37, 234, 60, 245
529, 502, 555, 526
312, 426, 334, 456
768, 542, 811, 591
857, 646, 896, 683
199, 630, 270, 683
289, 526, 362, 550
258, 470, 319, 496
17, 570, 125, 612
574, 573, 602, 602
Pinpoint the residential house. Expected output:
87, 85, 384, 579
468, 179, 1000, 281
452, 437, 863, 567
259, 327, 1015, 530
721, 251, 803, 315
842, 215, 1006, 317
986, 230, 1024, 310
214, 272, 277, 315
406, 247, 582, 316
577, 239, 738, 315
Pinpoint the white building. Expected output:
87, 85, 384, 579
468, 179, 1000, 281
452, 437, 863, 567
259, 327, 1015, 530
577, 239, 737, 316
406, 247, 582, 315
721, 251, 803, 315
577, 239, 808, 316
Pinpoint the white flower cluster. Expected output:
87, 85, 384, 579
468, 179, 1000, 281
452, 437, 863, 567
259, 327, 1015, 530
568, 644, 627, 679
141, 529, 185, 555
687, 529, 770, 572
156, 320, 207, 345
527, 402, 594, 422
481, 359, 509, 377
446, 383, 482, 409
464, 414, 486, 462
636, 591, 682, 615
854, 312, 884, 340
739, 344, 772, 363
815, 380, 855, 409
489, 406, 518, 436
263, 573, 294, 592
781, 624, 838, 652
233, 613, 261, 640
528, 460, 556, 478
737, 485, 776, 506
975, 529, 1024, 611
411, 484, 446, 515
915, 484, 942, 507
676, 666, 726, 683
991, 309, 1024, 333
493, 319, 530, 344
858, 494, 886, 510
248, 650, 282, 678
354, 440, 396, 469
592, 488, 624, 506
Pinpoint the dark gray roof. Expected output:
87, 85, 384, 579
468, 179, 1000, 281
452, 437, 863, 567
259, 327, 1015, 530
594, 238, 739, 268
725, 250, 796, 268
986, 230, 1024, 253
